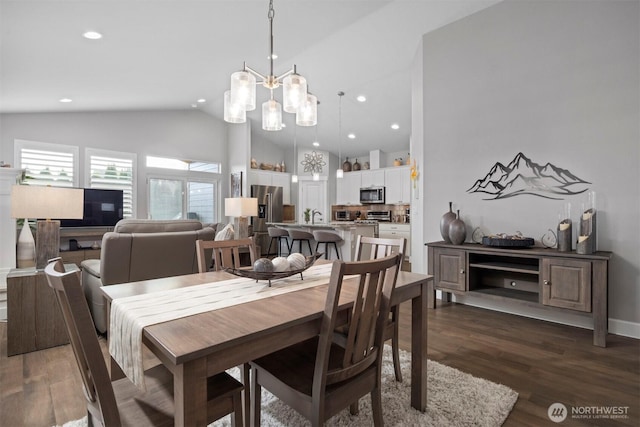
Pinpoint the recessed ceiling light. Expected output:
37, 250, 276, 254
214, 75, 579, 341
268, 54, 278, 60
391, 123, 400, 130
356, 95, 366, 102
59, 98, 73, 103
83, 31, 103, 40
191, 104, 198, 108
347, 133, 356, 139
197, 98, 206, 103
312, 141, 320, 147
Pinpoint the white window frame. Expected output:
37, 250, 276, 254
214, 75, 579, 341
85, 148, 137, 218
147, 172, 221, 223
14, 139, 80, 187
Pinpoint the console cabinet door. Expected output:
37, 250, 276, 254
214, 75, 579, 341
541, 258, 592, 312
433, 247, 466, 291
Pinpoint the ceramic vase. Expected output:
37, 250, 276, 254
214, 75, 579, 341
17, 220, 36, 268
342, 157, 352, 172
353, 159, 361, 171
448, 210, 466, 245
439, 202, 456, 243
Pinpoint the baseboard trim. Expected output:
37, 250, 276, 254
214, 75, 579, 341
609, 318, 640, 339
436, 291, 640, 340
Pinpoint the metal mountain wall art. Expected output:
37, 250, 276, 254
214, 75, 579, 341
467, 152, 590, 200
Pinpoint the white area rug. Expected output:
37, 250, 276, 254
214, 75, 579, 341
57, 346, 518, 427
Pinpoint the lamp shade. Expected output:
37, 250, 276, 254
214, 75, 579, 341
283, 73, 307, 113
230, 70, 256, 111
296, 92, 317, 126
11, 185, 84, 219
262, 99, 283, 131
224, 90, 246, 123
225, 197, 258, 217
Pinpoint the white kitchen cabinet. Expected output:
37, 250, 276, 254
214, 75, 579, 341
248, 170, 291, 204
360, 170, 385, 188
384, 166, 411, 204
378, 223, 411, 260
336, 171, 361, 205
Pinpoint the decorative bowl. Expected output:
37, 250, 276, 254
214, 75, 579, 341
224, 253, 324, 286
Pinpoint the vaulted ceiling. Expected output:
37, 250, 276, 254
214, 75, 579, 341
0, 0, 500, 157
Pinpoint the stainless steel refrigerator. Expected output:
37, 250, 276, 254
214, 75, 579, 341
251, 185, 283, 256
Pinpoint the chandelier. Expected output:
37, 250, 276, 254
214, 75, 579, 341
223, 0, 317, 131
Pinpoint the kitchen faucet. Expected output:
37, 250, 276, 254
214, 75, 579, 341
312, 209, 322, 224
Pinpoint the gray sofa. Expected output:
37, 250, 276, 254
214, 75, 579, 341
81, 219, 215, 333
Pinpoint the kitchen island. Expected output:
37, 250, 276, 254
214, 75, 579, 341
267, 222, 377, 261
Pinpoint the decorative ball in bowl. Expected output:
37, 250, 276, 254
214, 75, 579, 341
224, 252, 324, 286
253, 258, 274, 272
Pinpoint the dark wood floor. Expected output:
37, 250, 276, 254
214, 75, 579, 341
1, 301, 638, 426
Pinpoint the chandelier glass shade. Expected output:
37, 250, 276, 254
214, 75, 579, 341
296, 92, 318, 126
262, 99, 283, 131
224, 90, 246, 123
223, 0, 317, 131
230, 71, 256, 111
283, 74, 307, 113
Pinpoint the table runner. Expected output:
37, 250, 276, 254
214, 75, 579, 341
109, 262, 334, 390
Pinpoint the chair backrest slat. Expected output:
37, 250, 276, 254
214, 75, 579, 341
313, 254, 401, 393
196, 237, 258, 272
44, 258, 122, 427
354, 235, 406, 264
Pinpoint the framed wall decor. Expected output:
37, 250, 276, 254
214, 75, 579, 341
231, 171, 243, 197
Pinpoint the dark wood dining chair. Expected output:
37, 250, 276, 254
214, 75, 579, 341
195, 237, 259, 422
354, 235, 407, 382
249, 254, 402, 426
44, 258, 244, 427
196, 237, 258, 273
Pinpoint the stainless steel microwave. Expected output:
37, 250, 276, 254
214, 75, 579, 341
360, 187, 385, 204
334, 210, 350, 221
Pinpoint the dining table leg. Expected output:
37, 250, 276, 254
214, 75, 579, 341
411, 279, 429, 411
174, 358, 209, 427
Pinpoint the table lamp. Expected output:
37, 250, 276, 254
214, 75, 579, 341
11, 185, 84, 269
225, 197, 258, 239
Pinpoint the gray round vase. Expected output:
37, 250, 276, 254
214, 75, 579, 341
448, 210, 467, 245
440, 202, 456, 243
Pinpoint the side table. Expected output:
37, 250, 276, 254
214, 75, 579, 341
7, 264, 77, 356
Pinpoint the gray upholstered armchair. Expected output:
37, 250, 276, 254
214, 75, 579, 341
81, 219, 215, 333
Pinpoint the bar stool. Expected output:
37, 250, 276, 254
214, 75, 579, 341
313, 230, 343, 260
287, 229, 314, 255
267, 227, 290, 257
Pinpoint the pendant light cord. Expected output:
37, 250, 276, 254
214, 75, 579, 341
338, 91, 344, 166
293, 123, 297, 176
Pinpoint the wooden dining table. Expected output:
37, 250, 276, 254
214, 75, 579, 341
101, 262, 434, 427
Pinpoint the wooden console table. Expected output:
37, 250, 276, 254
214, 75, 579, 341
426, 242, 611, 347
6, 264, 76, 355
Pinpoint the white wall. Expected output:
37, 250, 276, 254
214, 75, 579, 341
415, 0, 639, 330
0, 110, 227, 219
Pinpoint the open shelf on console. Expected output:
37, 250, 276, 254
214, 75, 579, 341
470, 287, 539, 303
468, 252, 539, 275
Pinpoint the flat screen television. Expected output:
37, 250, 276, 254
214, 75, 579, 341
60, 188, 124, 227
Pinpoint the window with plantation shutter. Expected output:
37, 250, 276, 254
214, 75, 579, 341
86, 148, 136, 218
15, 139, 79, 187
